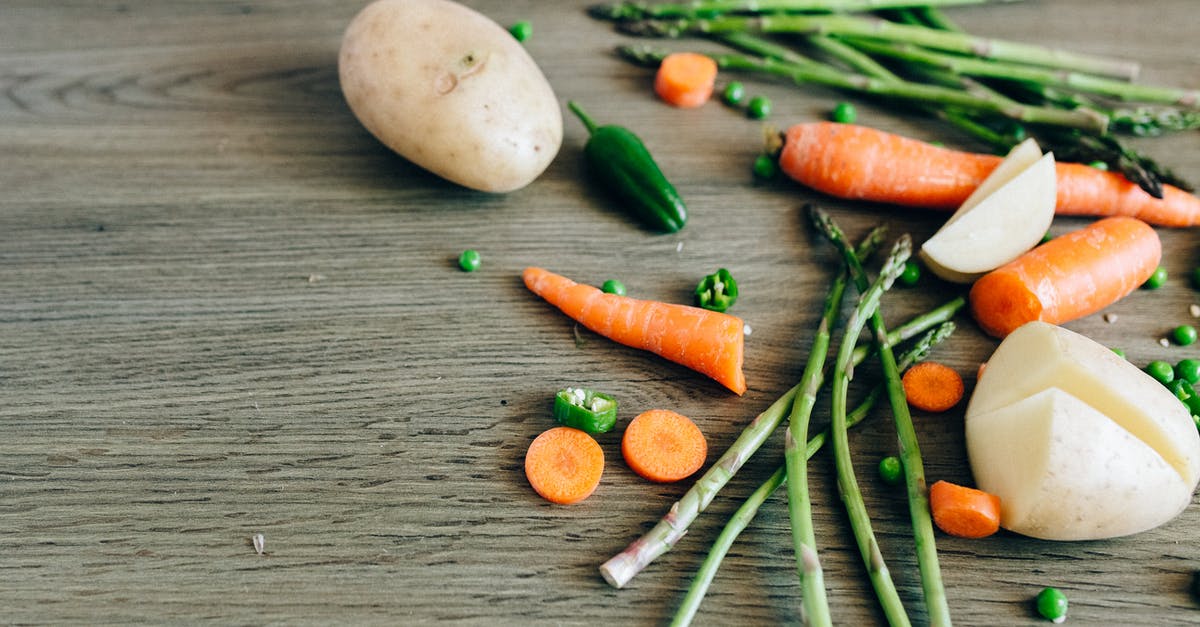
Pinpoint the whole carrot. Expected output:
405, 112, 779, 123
969, 216, 1161, 338
778, 122, 1200, 227
523, 267, 746, 395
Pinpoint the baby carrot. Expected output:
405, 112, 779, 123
621, 409, 707, 483
525, 426, 604, 505
902, 361, 964, 413
929, 480, 1002, 539
523, 267, 746, 395
968, 216, 1161, 337
655, 52, 718, 109
777, 122, 1200, 227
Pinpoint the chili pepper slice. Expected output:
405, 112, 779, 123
553, 387, 618, 434
695, 268, 738, 312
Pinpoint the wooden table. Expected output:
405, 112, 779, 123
4, 1, 1198, 624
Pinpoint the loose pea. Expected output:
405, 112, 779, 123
457, 249, 481, 272
878, 456, 903, 486
897, 260, 921, 287
1146, 360, 1175, 384
1169, 378, 1194, 403
508, 20, 532, 42
1035, 587, 1068, 623
830, 101, 857, 124
723, 81, 746, 106
1142, 266, 1168, 289
1177, 358, 1200, 384
746, 95, 771, 119
753, 154, 778, 180
1174, 324, 1198, 346
601, 279, 626, 296
1186, 391, 1200, 418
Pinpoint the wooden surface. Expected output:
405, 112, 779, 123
3, 1, 1199, 624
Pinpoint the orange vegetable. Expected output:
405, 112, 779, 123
929, 480, 1002, 539
523, 267, 746, 395
654, 52, 718, 109
524, 426, 604, 505
902, 361, 964, 413
778, 122, 1200, 227
969, 216, 1161, 338
621, 409, 707, 483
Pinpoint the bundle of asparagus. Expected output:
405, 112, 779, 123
589, 0, 1199, 196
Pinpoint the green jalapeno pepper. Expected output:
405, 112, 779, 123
695, 268, 738, 312
567, 101, 687, 233
553, 387, 618, 434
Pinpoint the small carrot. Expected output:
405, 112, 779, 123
969, 216, 1161, 337
523, 267, 746, 395
777, 122, 1200, 227
524, 426, 604, 505
902, 361, 964, 413
654, 52, 718, 109
929, 480, 1002, 539
621, 409, 707, 483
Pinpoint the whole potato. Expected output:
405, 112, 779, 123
338, 0, 562, 193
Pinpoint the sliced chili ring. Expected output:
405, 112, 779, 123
553, 387, 618, 434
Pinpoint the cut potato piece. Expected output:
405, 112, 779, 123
967, 387, 1193, 540
919, 140, 1055, 284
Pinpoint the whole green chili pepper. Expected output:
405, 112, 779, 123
567, 101, 687, 233
553, 387, 618, 434
695, 268, 738, 312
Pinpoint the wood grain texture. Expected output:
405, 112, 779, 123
2, 0, 1198, 624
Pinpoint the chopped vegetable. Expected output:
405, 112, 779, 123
524, 426, 604, 505
1146, 360, 1175, 384
1035, 587, 1069, 623
968, 216, 1161, 337
601, 279, 626, 295
523, 266, 746, 394
1174, 325, 1198, 346
830, 101, 857, 124
567, 101, 688, 233
654, 52, 718, 108
1143, 266, 1168, 289
929, 480, 1002, 539
902, 361, 964, 412
746, 94, 771, 119
722, 81, 745, 105
621, 409, 707, 482
694, 268, 739, 312
508, 20, 532, 42
553, 387, 618, 434
458, 249, 481, 272
878, 456, 903, 486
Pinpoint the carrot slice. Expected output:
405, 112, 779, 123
929, 480, 1002, 539
523, 267, 746, 395
968, 216, 1161, 337
621, 409, 707, 483
525, 426, 604, 505
654, 52, 718, 109
902, 361, 965, 413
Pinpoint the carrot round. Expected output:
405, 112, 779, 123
523, 267, 746, 395
929, 480, 1002, 539
621, 409, 707, 483
654, 52, 718, 109
778, 122, 1200, 227
524, 426, 604, 505
901, 361, 964, 413
968, 216, 1161, 338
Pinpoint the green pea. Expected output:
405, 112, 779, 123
753, 154, 778, 180
508, 20, 532, 42
1177, 358, 1200, 384
746, 95, 772, 120
457, 249, 481, 272
1146, 360, 1175, 384
601, 279, 626, 296
1186, 391, 1200, 418
1087, 160, 1109, 171
1169, 378, 1194, 403
1190, 267, 1200, 289
1174, 325, 1198, 346
897, 260, 921, 287
1035, 587, 1068, 623
878, 456, 902, 486
830, 101, 857, 124
722, 81, 746, 106
1142, 266, 1168, 289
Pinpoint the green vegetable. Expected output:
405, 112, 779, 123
1035, 587, 1068, 623
458, 249, 481, 272
1177, 358, 1200, 384
1110, 347, 1126, 359
1191, 267, 1200, 289
568, 101, 688, 233
722, 81, 746, 105
897, 259, 921, 287
1174, 324, 1198, 346
695, 268, 739, 312
878, 455, 903, 486
746, 95, 771, 119
1088, 160, 1109, 171
831, 101, 857, 123
1168, 378, 1194, 404
752, 154, 778, 179
553, 387, 618, 434
509, 20, 532, 42
1142, 266, 1168, 289
601, 279, 627, 295
1146, 360, 1175, 384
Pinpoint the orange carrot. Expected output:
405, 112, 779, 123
929, 480, 1002, 539
778, 122, 1200, 227
621, 409, 707, 483
523, 267, 746, 395
654, 52, 718, 109
969, 216, 1161, 338
524, 426, 604, 505
901, 361, 964, 413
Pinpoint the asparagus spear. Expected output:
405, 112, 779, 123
589, 0, 1012, 21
